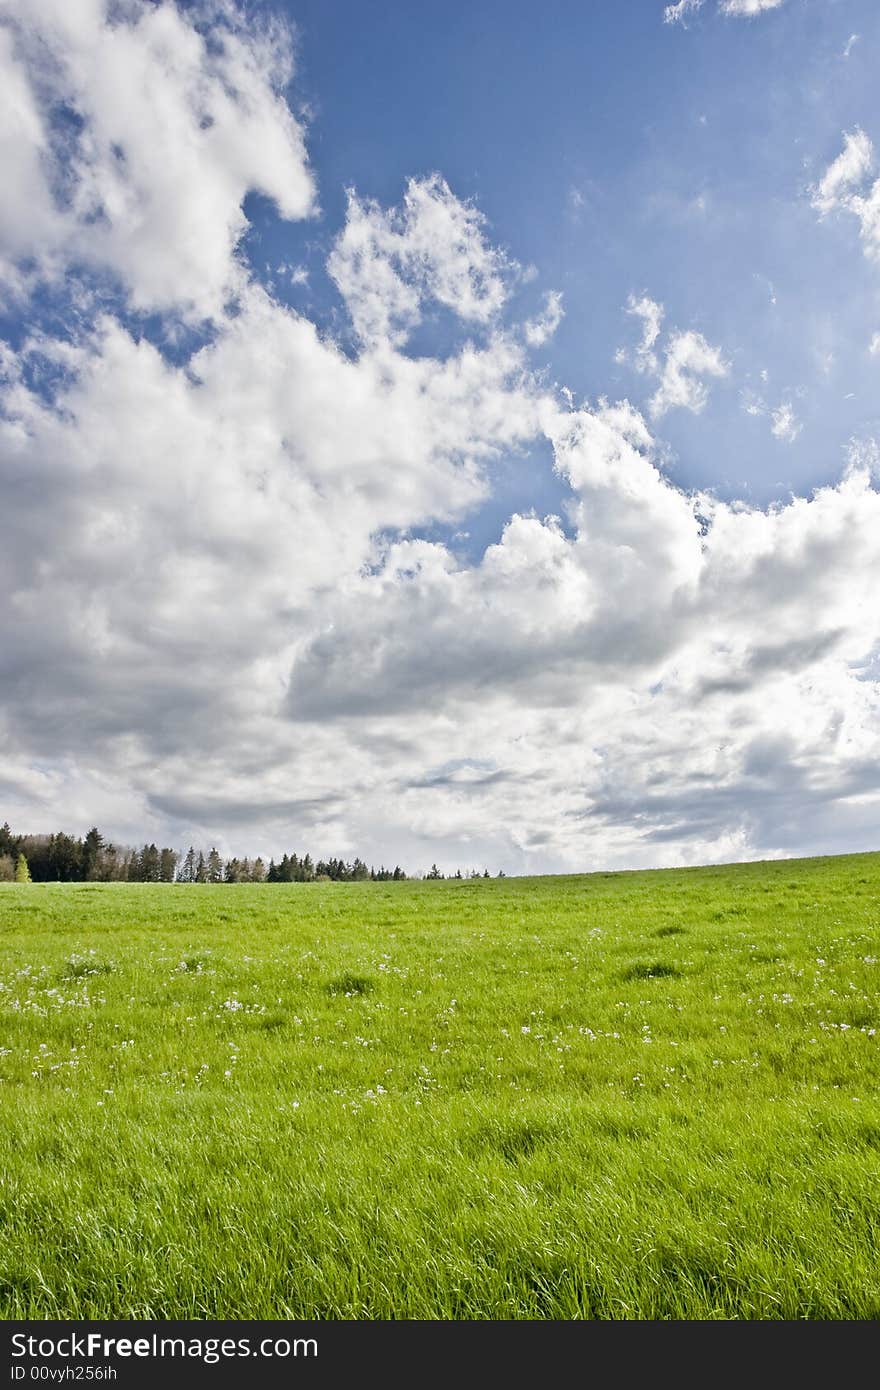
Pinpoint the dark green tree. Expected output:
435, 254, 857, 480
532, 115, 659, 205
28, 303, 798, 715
0, 822, 17, 858
81, 827, 104, 880
159, 847, 179, 882
140, 844, 160, 882
48, 832, 82, 882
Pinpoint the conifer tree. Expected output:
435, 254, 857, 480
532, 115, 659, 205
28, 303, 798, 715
159, 847, 179, 882
81, 827, 104, 880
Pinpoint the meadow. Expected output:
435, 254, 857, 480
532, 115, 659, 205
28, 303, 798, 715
1, 852, 878, 1320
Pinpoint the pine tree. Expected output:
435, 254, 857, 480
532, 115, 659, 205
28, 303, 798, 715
0, 822, 16, 858
140, 844, 160, 882
14, 853, 31, 884
159, 848, 179, 882
48, 832, 81, 882
81, 827, 104, 880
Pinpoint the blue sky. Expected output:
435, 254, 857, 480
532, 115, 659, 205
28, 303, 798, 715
241, 0, 880, 526
2, 0, 880, 873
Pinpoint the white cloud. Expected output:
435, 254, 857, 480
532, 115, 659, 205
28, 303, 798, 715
812, 129, 880, 270
648, 329, 728, 418
666, 0, 785, 22
741, 391, 802, 443
618, 295, 728, 419
812, 129, 874, 218
328, 174, 516, 348
719, 0, 785, 15
627, 293, 665, 360
663, 0, 704, 25
0, 0, 315, 320
523, 290, 564, 347
843, 34, 860, 60
770, 402, 801, 442
869, 332, 880, 356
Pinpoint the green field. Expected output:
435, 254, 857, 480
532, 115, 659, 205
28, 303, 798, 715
1, 853, 878, 1320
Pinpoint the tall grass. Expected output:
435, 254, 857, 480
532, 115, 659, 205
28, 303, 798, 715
1, 852, 878, 1318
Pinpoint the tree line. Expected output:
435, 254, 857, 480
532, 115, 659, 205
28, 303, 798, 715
0, 823, 408, 885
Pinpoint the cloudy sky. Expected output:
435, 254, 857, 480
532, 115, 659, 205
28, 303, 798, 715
2, 0, 880, 875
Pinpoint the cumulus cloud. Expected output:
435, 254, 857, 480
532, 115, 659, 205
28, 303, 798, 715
0, 0, 315, 319
617, 295, 728, 419
0, 285, 545, 757
284, 407, 880, 866
288, 407, 878, 726
0, 129, 550, 861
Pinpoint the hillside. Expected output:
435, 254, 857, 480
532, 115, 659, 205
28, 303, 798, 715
1, 852, 878, 1318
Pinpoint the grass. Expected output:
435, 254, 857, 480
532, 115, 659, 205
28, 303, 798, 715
0, 852, 878, 1319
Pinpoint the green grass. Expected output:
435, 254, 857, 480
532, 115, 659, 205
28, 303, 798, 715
1, 852, 878, 1319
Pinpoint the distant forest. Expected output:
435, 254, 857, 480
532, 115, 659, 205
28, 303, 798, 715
0, 822, 409, 884
0, 822, 501, 884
